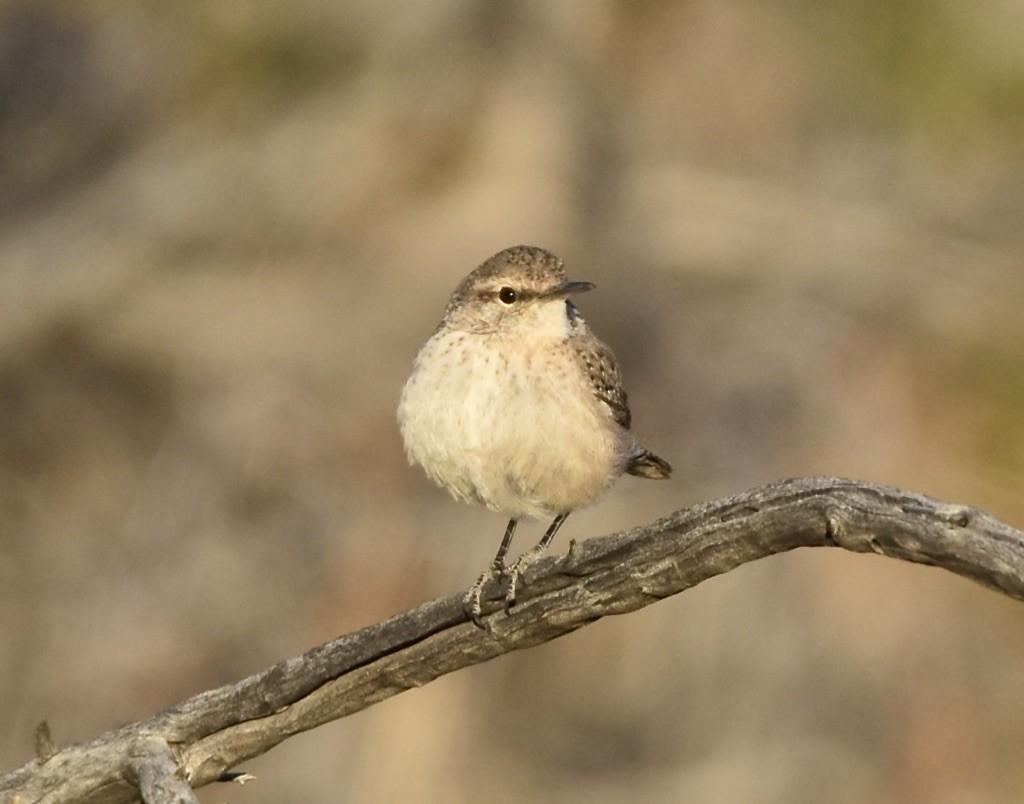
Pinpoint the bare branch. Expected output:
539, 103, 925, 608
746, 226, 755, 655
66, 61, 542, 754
126, 739, 197, 804
3, 477, 1023, 803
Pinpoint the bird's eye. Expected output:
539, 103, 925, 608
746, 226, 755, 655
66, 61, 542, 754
498, 287, 517, 305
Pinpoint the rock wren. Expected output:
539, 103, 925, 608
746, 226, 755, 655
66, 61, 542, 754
398, 245, 671, 627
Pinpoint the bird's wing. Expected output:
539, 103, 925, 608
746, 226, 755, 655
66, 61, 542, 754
574, 334, 632, 431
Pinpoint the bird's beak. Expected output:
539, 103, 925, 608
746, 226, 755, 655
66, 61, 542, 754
547, 280, 595, 298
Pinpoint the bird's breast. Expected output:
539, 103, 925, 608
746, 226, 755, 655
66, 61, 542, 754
398, 329, 627, 518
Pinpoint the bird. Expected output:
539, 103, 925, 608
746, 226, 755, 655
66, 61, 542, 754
397, 245, 671, 627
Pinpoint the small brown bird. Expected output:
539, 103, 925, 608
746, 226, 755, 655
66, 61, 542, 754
398, 245, 671, 626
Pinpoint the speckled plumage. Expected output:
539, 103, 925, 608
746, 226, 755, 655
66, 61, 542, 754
398, 245, 671, 625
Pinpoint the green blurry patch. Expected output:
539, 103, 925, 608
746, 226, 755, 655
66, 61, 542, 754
795, 0, 1024, 154
922, 333, 1024, 487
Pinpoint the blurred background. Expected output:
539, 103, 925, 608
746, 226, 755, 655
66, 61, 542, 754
1, 1, 1023, 802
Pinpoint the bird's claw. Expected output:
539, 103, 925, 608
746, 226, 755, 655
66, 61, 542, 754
466, 597, 488, 630
501, 546, 545, 614
463, 561, 507, 630
464, 549, 543, 626
503, 567, 521, 614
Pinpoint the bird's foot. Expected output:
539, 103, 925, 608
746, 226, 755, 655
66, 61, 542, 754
465, 543, 552, 625
463, 561, 507, 629
503, 545, 547, 614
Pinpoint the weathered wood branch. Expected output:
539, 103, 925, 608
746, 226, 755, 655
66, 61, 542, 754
3, 477, 1023, 803
125, 739, 197, 804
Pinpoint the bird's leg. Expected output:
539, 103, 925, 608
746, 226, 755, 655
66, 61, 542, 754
504, 512, 569, 613
464, 518, 518, 628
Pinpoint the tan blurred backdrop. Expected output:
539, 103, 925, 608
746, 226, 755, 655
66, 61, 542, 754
1, 1, 1023, 802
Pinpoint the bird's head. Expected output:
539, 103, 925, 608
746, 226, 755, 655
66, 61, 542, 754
442, 245, 594, 335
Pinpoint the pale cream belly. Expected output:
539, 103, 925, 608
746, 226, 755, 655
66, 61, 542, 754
399, 332, 627, 519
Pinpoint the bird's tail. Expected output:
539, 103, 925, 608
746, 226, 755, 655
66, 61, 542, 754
626, 449, 672, 479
